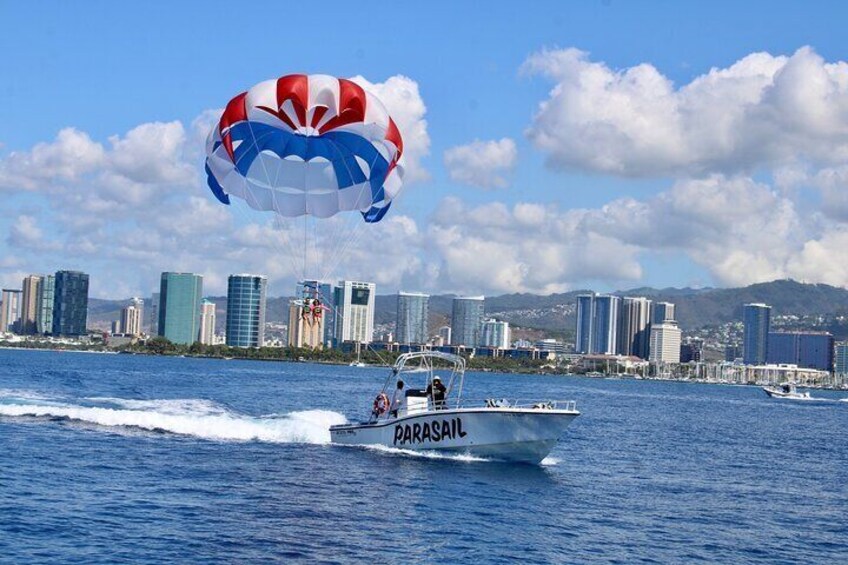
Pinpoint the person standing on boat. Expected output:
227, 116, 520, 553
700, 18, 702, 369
390, 380, 405, 418
427, 376, 447, 410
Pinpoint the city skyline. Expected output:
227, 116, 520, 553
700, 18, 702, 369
4, 4, 848, 299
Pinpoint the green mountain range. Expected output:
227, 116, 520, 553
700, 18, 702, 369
88, 279, 848, 336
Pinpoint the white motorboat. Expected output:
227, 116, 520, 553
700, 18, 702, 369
330, 351, 580, 464
762, 383, 811, 400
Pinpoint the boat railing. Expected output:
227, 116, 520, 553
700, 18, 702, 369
450, 398, 578, 412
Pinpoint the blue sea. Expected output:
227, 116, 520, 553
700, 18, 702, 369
1, 349, 847, 563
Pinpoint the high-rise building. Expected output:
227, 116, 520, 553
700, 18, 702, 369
158, 272, 203, 345
725, 343, 742, 362
835, 342, 848, 374
680, 338, 704, 363
450, 296, 485, 347
36, 275, 55, 335
52, 271, 89, 336
592, 295, 620, 355
199, 300, 216, 345
575, 294, 595, 354
299, 280, 334, 347
481, 319, 510, 349
767, 331, 834, 372
226, 274, 267, 347
618, 296, 653, 359
288, 299, 324, 349
119, 298, 143, 336
396, 292, 429, 345
226, 274, 268, 347
20, 275, 42, 334
0, 289, 22, 333
148, 292, 160, 335
334, 280, 376, 344
743, 303, 771, 365
652, 302, 676, 325
649, 322, 681, 363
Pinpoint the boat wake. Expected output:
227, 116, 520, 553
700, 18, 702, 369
360, 443, 492, 463
0, 389, 346, 445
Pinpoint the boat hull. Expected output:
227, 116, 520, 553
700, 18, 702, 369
763, 386, 810, 399
330, 408, 579, 464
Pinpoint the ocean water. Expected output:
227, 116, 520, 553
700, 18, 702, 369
1, 349, 847, 563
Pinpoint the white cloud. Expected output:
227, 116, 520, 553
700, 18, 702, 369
6, 215, 61, 251
443, 138, 517, 189
108, 121, 194, 184
0, 128, 105, 190
428, 197, 643, 294
351, 74, 431, 183
524, 46, 848, 177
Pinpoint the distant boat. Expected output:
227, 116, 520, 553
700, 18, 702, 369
762, 383, 812, 400
349, 361, 367, 368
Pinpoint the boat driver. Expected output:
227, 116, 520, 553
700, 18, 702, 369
427, 376, 447, 410
390, 379, 405, 418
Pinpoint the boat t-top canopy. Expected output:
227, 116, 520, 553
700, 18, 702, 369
377, 351, 466, 409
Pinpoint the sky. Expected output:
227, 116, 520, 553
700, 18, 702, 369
2, 1, 848, 299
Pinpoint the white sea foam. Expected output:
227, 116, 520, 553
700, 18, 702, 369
361, 443, 491, 463
0, 391, 346, 444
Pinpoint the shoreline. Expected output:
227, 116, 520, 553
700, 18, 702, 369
2, 342, 847, 392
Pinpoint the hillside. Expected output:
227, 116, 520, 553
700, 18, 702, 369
86, 279, 848, 335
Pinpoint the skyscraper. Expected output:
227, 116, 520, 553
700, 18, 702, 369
0, 289, 22, 333
396, 292, 429, 345
835, 342, 848, 375
36, 275, 54, 335
618, 296, 653, 359
226, 274, 267, 347
481, 319, 510, 349
158, 272, 203, 345
652, 302, 676, 325
52, 271, 89, 336
767, 331, 834, 372
334, 280, 376, 344
120, 298, 143, 336
199, 300, 216, 345
299, 280, 334, 347
649, 322, 682, 363
592, 295, 620, 355
575, 294, 595, 354
450, 296, 485, 347
743, 303, 771, 365
20, 275, 42, 334
148, 292, 160, 335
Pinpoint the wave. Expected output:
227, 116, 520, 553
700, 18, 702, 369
0, 390, 346, 444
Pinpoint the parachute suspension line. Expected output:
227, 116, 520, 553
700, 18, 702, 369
231, 140, 304, 280
318, 159, 376, 283
229, 118, 308, 282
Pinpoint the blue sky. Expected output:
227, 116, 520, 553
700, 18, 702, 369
2, 1, 848, 298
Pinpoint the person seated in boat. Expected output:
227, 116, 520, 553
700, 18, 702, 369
426, 376, 447, 410
390, 380, 405, 418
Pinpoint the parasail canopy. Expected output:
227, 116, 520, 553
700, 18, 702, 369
205, 74, 404, 223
